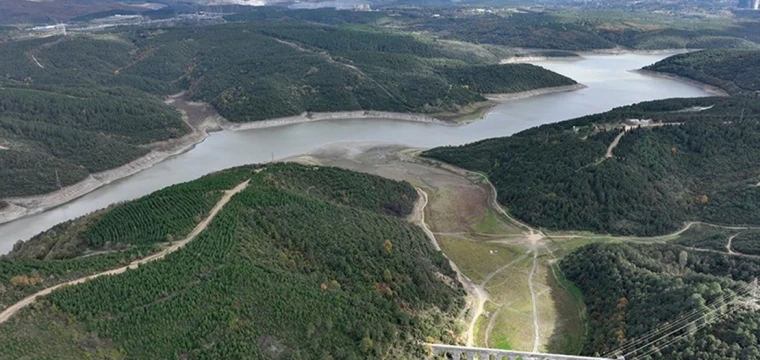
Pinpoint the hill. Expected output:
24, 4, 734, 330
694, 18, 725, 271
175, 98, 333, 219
644, 50, 760, 96
0, 19, 576, 200
560, 242, 760, 359
0, 163, 464, 359
406, 11, 760, 51
423, 96, 760, 236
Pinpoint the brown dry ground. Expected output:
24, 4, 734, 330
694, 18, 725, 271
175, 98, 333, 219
290, 144, 588, 354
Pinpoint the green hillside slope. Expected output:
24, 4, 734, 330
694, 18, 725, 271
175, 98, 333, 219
0, 164, 463, 359
0, 19, 576, 199
423, 97, 760, 236
561, 242, 760, 360
645, 50, 760, 96
407, 11, 760, 51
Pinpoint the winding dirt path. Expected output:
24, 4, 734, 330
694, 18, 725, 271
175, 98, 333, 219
474, 178, 548, 350
678, 245, 760, 260
528, 250, 540, 352
30, 54, 44, 69
464, 172, 549, 349
675, 221, 760, 234
0, 180, 250, 324
604, 122, 682, 160
605, 128, 628, 159
412, 187, 487, 347
727, 234, 738, 255
480, 254, 529, 287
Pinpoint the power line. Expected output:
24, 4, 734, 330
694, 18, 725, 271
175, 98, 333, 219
604, 290, 740, 357
610, 281, 755, 356
606, 286, 751, 359
622, 300, 736, 359
631, 305, 741, 360
618, 287, 751, 359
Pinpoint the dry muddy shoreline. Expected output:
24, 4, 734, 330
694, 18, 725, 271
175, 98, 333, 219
577, 47, 697, 56
633, 69, 730, 97
0, 84, 587, 225
501, 56, 582, 64
486, 84, 587, 101
216, 110, 452, 131
0, 127, 209, 226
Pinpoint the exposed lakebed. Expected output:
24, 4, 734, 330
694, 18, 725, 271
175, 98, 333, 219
0, 53, 712, 253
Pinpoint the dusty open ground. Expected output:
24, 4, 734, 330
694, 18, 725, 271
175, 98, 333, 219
290, 144, 588, 354
295, 143, 760, 355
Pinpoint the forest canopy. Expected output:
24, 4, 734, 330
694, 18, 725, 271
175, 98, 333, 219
423, 96, 760, 236
645, 50, 760, 96
0, 17, 575, 199
561, 242, 760, 360
0, 163, 464, 359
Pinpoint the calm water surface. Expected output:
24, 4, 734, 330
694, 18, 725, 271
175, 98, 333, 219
0, 53, 712, 253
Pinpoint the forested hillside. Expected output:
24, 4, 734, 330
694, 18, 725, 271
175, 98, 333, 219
0, 17, 576, 199
0, 163, 464, 359
406, 11, 760, 51
560, 242, 760, 359
0, 34, 189, 198
645, 50, 760, 96
410, 13, 617, 51
423, 97, 760, 236
148, 21, 574, 121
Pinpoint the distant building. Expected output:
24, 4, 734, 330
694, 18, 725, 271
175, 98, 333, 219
626, 118, 653, 126
29, 24, 66, 37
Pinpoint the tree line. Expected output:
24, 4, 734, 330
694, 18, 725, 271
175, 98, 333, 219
0, 164, 464, 359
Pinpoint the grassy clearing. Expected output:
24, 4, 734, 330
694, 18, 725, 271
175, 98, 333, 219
546, 236, 618, 258
473, 207, 523, 235
305, 147, 601, 354
437, 235, 523, 284
493, 335, 514, 350
546, 263, 587, 355
473, 311, 489, 346
483, 259, 535, 351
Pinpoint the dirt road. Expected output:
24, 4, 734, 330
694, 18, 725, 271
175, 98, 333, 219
605, 128, 628, 158
727, 234, 738, 255
528, 250, 540, 352
30, 54, 44, 69
413, 187, 487, 347
0, 179, 250, 324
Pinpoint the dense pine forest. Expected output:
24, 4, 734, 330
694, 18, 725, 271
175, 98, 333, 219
404, 11, 760, 51
423, 96, 760, 236
0, 16, 577, 199
560, 243, 760, 360
645, 50, 760, 96
0, 164, 464, 359
142, 21, 573, 122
